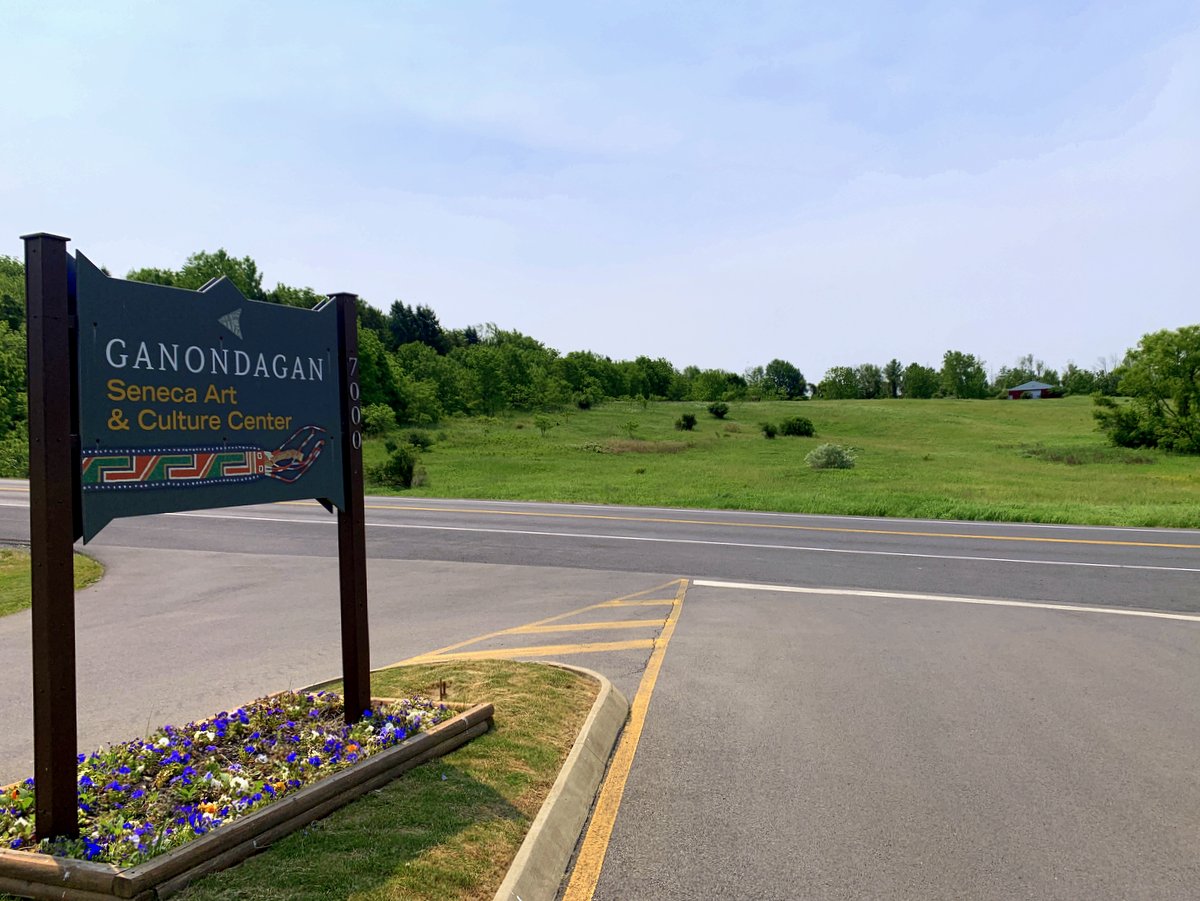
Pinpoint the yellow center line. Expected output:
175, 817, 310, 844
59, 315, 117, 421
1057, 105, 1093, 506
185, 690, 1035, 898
281, 500, 1200, 550
504, 619, 667, 635
562, 578, 689, 901
409, 638, 656, 663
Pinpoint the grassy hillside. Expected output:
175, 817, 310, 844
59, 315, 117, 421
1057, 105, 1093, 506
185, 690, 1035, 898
363, 397, 1200, 528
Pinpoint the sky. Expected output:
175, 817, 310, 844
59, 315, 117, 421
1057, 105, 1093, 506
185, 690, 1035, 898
4, 1, 1198, 380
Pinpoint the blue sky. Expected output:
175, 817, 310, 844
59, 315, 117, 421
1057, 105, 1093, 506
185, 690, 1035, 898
4, 1, 1198, 380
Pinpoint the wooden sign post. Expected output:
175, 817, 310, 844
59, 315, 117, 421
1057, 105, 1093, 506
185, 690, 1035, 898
23, 232, 82, 841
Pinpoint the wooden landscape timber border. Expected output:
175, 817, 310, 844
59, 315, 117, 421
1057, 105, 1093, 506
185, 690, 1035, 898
0, 702, 494, 901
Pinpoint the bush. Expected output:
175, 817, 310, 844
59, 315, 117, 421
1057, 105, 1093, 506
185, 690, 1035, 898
404, 429, 434, 450
707, 402, 729, 419
805, 443, 856, 469
761, 422, 777, 439
779, 416, 815, 437
372, 445, 417, 488
362, 403, 397, 436
675, 413, 697, 431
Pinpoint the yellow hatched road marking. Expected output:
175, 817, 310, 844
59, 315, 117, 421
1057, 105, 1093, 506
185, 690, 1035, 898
407, 638, 655, 663
385, 578, 681, 668
505, 619, 666, 634
600, 599, 678, 607
562, 578, 688, 900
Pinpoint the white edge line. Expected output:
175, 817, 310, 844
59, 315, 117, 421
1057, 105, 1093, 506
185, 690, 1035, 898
691, 579, 1200, 623
154, 512, 1200, 575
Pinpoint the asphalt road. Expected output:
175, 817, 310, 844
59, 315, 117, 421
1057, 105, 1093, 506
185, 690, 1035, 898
1, 484, 1198, 899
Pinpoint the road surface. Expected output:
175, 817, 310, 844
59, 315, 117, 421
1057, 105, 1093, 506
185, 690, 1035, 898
0, 485, 1197, 899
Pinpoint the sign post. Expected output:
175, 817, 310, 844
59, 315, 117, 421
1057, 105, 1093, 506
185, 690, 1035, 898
23, 232, 82, 841
332, 293, 371, 723
21, 236, 373, 839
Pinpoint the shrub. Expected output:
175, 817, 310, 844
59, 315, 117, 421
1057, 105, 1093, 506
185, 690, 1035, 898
404, 429, 434, 450
761, 422, 777, 439
806, 443, 856, 469
707, 402, 729, 419
362, 403, 397, 436
372, 445, 417, 488
533, 413, 556, 437
675, 413, 697, 431
779, 416, 815, 437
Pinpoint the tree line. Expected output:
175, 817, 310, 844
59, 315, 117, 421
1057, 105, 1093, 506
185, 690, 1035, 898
0, 249, 1194, 470
811, 351, 1121, 400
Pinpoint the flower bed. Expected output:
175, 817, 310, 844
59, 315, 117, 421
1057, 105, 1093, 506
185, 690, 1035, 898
1, 690, 453, 866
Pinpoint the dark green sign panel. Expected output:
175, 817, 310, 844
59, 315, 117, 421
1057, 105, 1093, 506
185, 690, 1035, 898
75, 253, 345, 541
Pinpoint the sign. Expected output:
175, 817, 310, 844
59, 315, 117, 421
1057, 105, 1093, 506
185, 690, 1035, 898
74, 253, 345, 541
23, 234, 372, 841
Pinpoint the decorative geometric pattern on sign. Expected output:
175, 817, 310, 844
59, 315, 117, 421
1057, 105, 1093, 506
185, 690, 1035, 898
80, 425, 330, 491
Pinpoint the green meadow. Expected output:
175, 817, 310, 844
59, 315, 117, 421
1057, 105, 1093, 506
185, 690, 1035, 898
364, 397, 1200, 528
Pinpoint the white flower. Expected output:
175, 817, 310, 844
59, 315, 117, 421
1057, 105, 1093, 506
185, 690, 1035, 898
229, 776, 251, 792
155, 737, 170, 748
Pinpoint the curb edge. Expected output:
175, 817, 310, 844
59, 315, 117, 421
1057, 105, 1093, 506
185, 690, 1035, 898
493, 663, 629, 901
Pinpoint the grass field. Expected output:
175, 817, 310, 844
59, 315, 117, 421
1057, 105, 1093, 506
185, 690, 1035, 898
0, 549, 103, 617
365, 397, 1200, 528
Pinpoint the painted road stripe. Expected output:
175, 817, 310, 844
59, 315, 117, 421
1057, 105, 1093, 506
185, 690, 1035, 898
385, 579, 681, 668
692, 579, 1200, 623
352, 504, 1200, 550
504, 619, 665, 634
562, 578, 688, 901
407, 638, 656, 663
601, 599, 679, 607
163, 512, 1200, 575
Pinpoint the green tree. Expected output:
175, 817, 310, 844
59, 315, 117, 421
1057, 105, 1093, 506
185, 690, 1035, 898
266, 284, 328, 309
127, 249, 267, 300
124, 265, 178, 288
1061, 362, 1097, 396
883, 359, 903, 398
388, 301, 448, 353
1095, 325, 1200, 452
901, 363, 939, 398
817, 366, 858, 399
356, 327, 405, 413
764, 359, 807, 399
0, 256, 25, 330
855, 363, 884, 399
181, 249, 266, 299
939, 350, 989, 398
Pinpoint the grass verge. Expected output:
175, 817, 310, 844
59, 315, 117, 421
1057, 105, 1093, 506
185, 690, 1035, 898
174, 660, 598, 901
0, 548, 103, 617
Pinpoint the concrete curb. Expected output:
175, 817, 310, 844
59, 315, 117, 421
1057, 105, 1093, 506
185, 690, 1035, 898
493, 663, 630, 901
